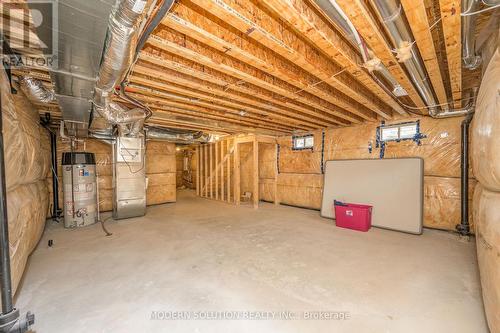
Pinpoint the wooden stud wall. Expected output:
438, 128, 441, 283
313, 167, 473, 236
196, 134, 277, 208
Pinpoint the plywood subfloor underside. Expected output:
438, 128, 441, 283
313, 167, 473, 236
16, 190, 487, 333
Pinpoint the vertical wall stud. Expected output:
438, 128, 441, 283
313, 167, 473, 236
221, 140, 225, 201
234, 141, 240, 206
253, 137, 259, 209
215, 141, 219, 200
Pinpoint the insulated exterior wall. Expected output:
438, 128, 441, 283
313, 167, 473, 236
1, 71, 50, 296
471, 48, 500, 333
259, 143, 276, 202
145, 141, 176, 205
49, 138, 176, 210
276, 116, 468, 230
176, 150, 183, 187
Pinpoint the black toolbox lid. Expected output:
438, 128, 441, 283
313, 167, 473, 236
61, 152, 96, 165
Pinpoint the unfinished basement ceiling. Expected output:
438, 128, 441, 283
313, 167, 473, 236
2, 0, 494, 135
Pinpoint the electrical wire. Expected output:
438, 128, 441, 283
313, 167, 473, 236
117, 0, 176, 122
462, 2, 500, 16
99, 216, 113, 236
118, 140, 146, 174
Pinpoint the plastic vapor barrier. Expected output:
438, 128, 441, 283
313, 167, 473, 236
471, 48, 500, 333
471, 49, 500, 192
1, 70, 50, 296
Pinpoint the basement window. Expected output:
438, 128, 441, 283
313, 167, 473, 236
379, 121, 419, 142
292, 134, 314, 150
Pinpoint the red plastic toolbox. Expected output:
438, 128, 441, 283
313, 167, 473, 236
333, 201, 372, 232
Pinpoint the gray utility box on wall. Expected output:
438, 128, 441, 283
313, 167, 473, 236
112, 136, 146, 219
62, 152, 98, 228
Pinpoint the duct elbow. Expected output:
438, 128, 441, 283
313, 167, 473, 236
463, 55, 482, 70
18, 76, 56, 104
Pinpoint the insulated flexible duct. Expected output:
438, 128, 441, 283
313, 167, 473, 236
370, 0, 480, 117
89, 127, 213, 144
18, 76, 56, 104
371, 0, 439, 112
313, 0, 408, 98
462, 0, 482, 69
145, 127, 214, 143
93, 0, 150, 137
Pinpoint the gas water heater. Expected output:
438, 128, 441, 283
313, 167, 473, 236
62, 152, 98, 228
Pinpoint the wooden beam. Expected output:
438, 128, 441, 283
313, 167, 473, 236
274, 143, 279, 205
130, 74, 309, 130
400, 0, 449, 105
234, 142, 240, 206
253, 138, 259, 209
163, 7, 384, 120
336, 0, 426, 108
261, 0, 405, 116
439, 0, 462, 107
209, 144, 213, 199
227, 139, 231, 203
215, 141, 219, 200
196, 145, 200, 196
139, 52, 350, 126
146, 115, 235, 133
128, 87, 298, 133
220, 140, 225, 201
204, 144, 208, 197
132, 64, 328, 128
147, 35, 361, 124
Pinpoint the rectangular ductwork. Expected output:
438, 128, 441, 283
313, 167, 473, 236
29, 0, 115, 137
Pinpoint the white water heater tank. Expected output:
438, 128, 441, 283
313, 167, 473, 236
62, 152, 98, 228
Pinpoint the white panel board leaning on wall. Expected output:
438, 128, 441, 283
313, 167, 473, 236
321, 158, 424, 234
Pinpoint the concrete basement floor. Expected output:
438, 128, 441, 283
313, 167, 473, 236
16, 190, 487, 333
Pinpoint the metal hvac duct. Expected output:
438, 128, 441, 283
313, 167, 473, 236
370, 0, 484, 117
28, 0, 115, 137
93, 0, 151, 137
429, 87, 477, 118
146, 127, 214, 143
18, 76, 56, 104
313, 0, 408, 97
88, 127, 214, 144
462, 0, 500, 70
371, 0, 439, 112
462, 0, 482, 69
316, 0, 480, 117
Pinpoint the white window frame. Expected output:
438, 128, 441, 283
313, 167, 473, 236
292, 134, 314, 150
379, 121, 419, 142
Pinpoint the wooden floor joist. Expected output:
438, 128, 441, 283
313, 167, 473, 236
335, 0, 427, 108
139, 52, 349, 126
261, 0, 405, 116
162, 5, 384, 121
130, 71, 314, 129
146, 35, 362, 124
132, 63, 335, 128
439, 0, 462, 107
150, 104, 294, 133
128, 91, 297, 133
400, 0, 449, 106
128, 80, 315, 131
13, 0, 481, 134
